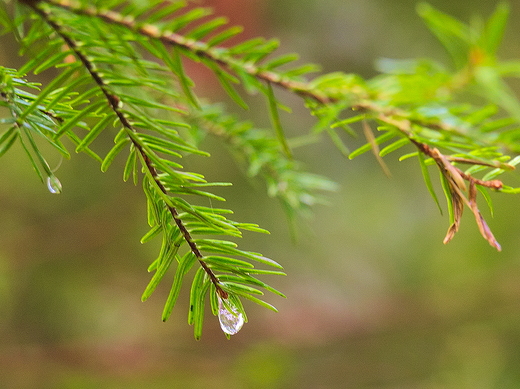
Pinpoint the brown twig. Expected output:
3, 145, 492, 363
411, 140, 504, 191
412, 140, 502, 250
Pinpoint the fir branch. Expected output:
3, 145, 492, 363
3, 0, 520, 338
29, 0, 228, 298
40, 0, 514, 178
187, 103, 338, 219
20, 0, 519, 252
41, 0, 332, 104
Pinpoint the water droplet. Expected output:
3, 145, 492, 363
218, 297, 244, 335
46, 175, 62, 194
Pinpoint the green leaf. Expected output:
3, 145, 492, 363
242, 39, 280, 63
123, 146, 137, 183
46, 74, 94, 111
500, 186, 520, 194
170, 186, 226, 201
508, 155, 520, 167
140, 224, 163, 244
197, 241, 283, 269
206, 25, 243, 47
149, 41, 199, 108
482, 167, 504, 181
161, 251, 197, 321
262, 53, 300, 70
418, 152, 443, 214
118, 93, 183, 112
348, 130, 396, 159
331, 114, 365, 128
203, 255, 255, 270
192, 277, 210, 340
138, 133, 208, 157
234, 68, 265, 94
55, 100, 108, 138
26, 118, 71, 158
232, 222, 270, 234
33, 50, 75, 75
482, 3, 509, 55
143, 177, 163, 227
266, 82, 292, 158
142, 142, 183, 159
0, 127, 18, 158
17, 63, 83, 122
283, 63, 321, 78
100, 136, 130, 172
224, 288, 278, 312
141, 241, 179, 302
229, 293, 248, 318
0, 3, 19, 35
439, 172, 455, 225
188, 267, 207, 325
209, 284, 219, 316
326, 128, 349, 156
144, 1, 186, 24
18, 127, 48, 182
218, 274, 285, 298
228, 37, 266, 56
18, 37, 63, 74
474, 66, 520, 121
75, 114, 114, 152
64, 131, 103, 163
479, 117, 516, 133
417, 2, 471, 69
477, 185, 494, 217
220, 281, 264, 296
204, 59, 249, 110
186, 16, 228, 41
164, 7, 212, 33
379, 137, 408, 157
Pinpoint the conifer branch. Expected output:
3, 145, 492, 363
21, 0, 516, 252
39, 0, 512, 188
41, 0, 332, 104
29, 1, 228, 299
3, 0, 520, 337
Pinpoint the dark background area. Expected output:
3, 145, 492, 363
1, 0, 520, 387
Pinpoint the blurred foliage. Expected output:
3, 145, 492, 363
1, 0, 520, 388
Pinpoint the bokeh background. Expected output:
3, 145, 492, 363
2, 0, 520, 387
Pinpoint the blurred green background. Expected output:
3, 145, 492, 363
2, 0, 520, 388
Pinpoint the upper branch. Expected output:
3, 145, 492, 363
40, 0, 513, 180
42, 0, 332, 104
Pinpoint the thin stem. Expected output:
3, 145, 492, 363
31, 2, 228, 299
43, 0, 332, 104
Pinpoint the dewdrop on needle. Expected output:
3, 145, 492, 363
218, 297, 244, 335
46, 175, 62, 194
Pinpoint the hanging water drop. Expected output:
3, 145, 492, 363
46, 175, 62, 194
218, 297, 244, 335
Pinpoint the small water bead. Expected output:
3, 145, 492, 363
218, 297, 244, 335
46, 175, 62, 194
